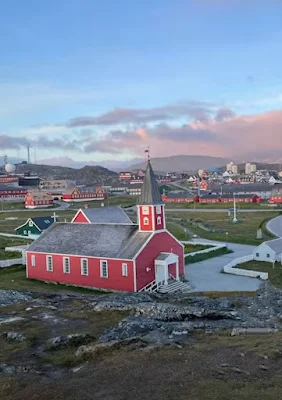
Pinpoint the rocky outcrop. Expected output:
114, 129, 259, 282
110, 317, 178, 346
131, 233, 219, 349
3, 331, 26, 342
46, 334, 95, 350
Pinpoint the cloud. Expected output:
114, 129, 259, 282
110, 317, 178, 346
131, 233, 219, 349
215, 108, 235, 122
66, 101, 214, 127
136, 128, 148, 140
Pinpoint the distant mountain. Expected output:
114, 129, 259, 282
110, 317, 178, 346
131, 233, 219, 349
127, 155, 231, 173
0, 163, 118, 186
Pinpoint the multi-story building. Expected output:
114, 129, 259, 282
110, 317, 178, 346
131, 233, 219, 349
245, 163, 257, 175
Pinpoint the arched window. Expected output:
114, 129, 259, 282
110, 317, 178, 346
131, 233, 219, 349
144, 217, 149, 225
157, 216, 162, 225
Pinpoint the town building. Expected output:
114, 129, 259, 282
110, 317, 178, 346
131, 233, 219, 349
198, 193, 261, 204
15, 216, 56, 238
71, 206, 133, 224
253, 238, 282, 262
119, 172, 132, 181
26, 159, 185, 293
25, 190, 54, 209
245, 163, 257, 175
161, 192, 195, 203
269, 185, 282, 204
0, 184, 27, 201
127, 183, 143, 196
39, 180, 75, 191
62, 185, 104, 202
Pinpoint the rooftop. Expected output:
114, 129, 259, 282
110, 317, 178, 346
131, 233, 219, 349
139, 160, 163, 205
27, 223, 152, 259
79, 206, 133, 224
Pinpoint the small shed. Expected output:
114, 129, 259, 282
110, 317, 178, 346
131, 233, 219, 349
253, 238, 282, 262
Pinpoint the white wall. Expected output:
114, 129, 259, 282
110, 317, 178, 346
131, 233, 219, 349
253, 242, 278, 262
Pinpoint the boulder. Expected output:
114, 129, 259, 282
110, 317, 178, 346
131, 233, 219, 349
4, 331, 26, 342
46, 333, 95, 350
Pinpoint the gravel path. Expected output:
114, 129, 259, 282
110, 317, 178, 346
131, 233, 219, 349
266, 215, 282, 237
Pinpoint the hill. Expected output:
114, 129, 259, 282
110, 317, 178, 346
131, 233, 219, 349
1, 164, 119, 186
127, 155, 230, 173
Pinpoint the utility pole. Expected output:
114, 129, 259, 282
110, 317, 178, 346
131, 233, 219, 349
27, 144, 31, 164
233, 192, 238, 223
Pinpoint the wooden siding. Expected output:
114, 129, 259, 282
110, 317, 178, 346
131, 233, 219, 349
26, 252, 135, 291
135, 231, 184, 291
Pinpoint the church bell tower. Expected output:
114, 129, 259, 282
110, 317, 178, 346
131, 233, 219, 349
137, 153, 165, 232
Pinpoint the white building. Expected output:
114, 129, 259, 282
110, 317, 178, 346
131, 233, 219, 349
245, 163, 257, 175
253, 238, 282, 262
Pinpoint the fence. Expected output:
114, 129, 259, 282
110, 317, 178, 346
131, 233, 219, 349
0, 258, 24, 269
183, 240, 226, 258
223, 254, 268, 280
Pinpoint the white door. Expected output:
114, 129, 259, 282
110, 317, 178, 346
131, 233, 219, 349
155, 264, 166, 284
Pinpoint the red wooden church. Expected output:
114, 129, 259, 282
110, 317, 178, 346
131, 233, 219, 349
26, 160, 185, 293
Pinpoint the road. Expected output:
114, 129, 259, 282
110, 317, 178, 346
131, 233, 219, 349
185, 240, 261, 292
266, 215, 282, 237
166, 208, 279, 213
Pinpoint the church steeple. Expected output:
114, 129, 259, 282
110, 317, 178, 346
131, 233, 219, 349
138, 157, 165, 232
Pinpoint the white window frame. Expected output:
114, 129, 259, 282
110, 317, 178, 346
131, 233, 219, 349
28, 220, 33, 227
81, 258, 88, 276
122, 263, 128, 277
63, 257, 70, 274
142, 206, 149, 215
100, 260, 108, 278
156, 205, 162, 214
23, 230, 27, 235
31, 255, 36, 267
144, 217, 149, 226
157, 216, 162, 225
46, 255, 53, 272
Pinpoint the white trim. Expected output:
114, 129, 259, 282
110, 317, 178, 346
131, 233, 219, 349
31, 254, 36, 267
26, 250, 135, 262
15, 217, 41, 233
71, 209, 91, 224
100, 260, 108, 278
81, 258, 89, 276
152, 206, 156, 231
63, 257, 70, 274
46, 255, 53, 272
133, 260, 137, 292
163, 205, 166, 229
122, 262, 128, 277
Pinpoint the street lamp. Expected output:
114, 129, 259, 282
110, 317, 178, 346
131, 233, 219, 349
233, 192, 238, 223
225, 232, 229, 248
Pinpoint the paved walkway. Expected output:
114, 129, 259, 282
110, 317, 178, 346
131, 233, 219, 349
185, 240, 261, 292
266, 215, 282, 237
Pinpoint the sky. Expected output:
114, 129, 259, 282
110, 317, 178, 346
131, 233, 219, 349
1, 0, 282, 167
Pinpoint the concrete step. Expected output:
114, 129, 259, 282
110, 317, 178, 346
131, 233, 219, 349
157, 281, 192, 294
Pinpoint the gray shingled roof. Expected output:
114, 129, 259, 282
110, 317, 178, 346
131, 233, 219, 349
155, 253, 171, 261
264, 238, 282, 253
27, 223, 152, 259
81, 206, 133, 224
139, 160, 163, 205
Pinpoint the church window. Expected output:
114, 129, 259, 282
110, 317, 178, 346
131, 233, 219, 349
144, 217, 149, 225
142, 206, 149, 215
156, 205, 162, 214
157, 216, 162, 225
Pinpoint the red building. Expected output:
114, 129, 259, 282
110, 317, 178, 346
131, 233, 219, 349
72, 206, 133, 224
269, 186, 282, 204
192, 179, 208, 191
26, 160, 185, 293
25, 190, 54, 209
119, 172, 132, 181
0, 184, 27, 200
62, 185, 104, 202
198, 193, 261, 204
161, 192, 195, 203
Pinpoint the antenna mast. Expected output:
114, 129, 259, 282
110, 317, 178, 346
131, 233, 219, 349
27, 144, 31, 164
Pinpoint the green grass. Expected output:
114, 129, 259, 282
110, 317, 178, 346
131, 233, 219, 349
238, 260, 282, 288
0, 236, 32, 260
184, 243, 212, 254
186, 246, 233, 263
0, 265, 109, 294
166, 222, 188, 241
69, 195, 136, 209
0, 210, 75, 234
166, 201, 275, 209
0, 201, 26, 211
169, 211, 281, 245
